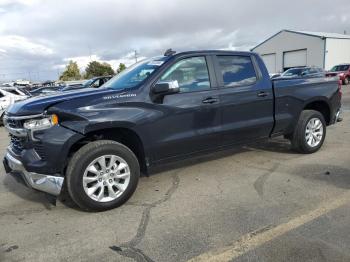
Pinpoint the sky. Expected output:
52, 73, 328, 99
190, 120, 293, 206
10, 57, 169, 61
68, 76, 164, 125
0, 0, 349, 81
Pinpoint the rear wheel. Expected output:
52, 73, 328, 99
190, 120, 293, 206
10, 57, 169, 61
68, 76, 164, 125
291, 110, 326, 154
66, 140, 140, 211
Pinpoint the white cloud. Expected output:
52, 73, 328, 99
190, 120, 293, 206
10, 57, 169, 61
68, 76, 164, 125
60, 52, 147, 72
0, 35, 53, 55
0, 0, 41, 6
0, 0, 350, 80
341, 15, 348, 23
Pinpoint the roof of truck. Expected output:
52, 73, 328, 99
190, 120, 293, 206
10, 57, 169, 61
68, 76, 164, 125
173, 50, 255, 56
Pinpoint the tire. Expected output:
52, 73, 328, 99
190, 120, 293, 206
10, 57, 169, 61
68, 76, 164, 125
291, 110, 326, 154
343, 77, 349, 85
66, 140, 140, 211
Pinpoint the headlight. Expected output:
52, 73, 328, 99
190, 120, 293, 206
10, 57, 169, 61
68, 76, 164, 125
23, 114, 59, 130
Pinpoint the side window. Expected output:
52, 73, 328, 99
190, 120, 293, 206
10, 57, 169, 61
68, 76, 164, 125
217, 56, 257, 87
92, 79, 102, 88
6, 90, 18, 95
158, 56, 210, 93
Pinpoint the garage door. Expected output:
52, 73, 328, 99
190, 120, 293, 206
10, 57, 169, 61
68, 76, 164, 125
261, 53, 276, 74
283, 49, 307, 70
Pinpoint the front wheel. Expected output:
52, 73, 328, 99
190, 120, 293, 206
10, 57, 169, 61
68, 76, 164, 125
66, 140, 140, 211
291, 110, 326, 154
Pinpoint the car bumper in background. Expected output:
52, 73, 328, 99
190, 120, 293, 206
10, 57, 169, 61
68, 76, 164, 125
3, 149, 64, 196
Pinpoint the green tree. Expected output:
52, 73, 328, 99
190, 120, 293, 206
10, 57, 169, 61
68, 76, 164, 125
85, 61, 114, 79
59, 61, 81, 81
116, 63, 126, 74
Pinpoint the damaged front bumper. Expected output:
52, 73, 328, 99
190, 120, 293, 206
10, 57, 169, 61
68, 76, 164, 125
3, 149, 64, 196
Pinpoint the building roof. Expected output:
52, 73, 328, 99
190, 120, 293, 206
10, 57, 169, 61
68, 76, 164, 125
252, 29, 350, 51
290, 30, 350, 39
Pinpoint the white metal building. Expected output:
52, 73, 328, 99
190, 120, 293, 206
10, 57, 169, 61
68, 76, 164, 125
251, 30, 350, 73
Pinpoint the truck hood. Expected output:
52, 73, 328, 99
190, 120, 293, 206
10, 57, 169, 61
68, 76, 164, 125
6, 87, 118, 116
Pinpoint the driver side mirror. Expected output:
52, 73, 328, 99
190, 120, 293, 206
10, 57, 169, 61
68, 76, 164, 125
152, 81, 179, 95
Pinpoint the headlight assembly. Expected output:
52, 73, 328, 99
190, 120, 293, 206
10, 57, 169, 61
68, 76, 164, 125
23, 114, 58, 130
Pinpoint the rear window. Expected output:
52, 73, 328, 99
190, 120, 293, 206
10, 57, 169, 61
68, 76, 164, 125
217, 56, 257, 87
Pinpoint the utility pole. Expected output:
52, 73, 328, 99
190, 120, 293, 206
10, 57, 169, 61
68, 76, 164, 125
134, 50, 138, 63
88, 44, 92, 61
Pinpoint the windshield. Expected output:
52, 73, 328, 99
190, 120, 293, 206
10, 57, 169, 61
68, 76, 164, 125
330, 65, 349, 72
104, 57, 167, 90
282, 68, 304, 77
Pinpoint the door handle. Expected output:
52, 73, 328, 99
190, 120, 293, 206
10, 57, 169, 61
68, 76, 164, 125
202, 97, 219, 104
257, 91, 269, 97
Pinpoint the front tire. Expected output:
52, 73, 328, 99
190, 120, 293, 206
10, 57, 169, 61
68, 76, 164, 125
66, 140, 140, 211
291, 110, 326, 154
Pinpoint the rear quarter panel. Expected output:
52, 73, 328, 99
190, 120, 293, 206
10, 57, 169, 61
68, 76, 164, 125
272, 77, 340, 135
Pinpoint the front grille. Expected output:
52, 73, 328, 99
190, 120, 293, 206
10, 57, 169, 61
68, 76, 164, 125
33, 143, 46, 160
5, 117, 23, 128
5, 114, 46, 160
10, 134, 25, 153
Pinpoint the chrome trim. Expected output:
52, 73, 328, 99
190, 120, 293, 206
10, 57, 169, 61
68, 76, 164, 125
5, 150, 64, 196
3, 113, 44, 120
4, 125, 27, 137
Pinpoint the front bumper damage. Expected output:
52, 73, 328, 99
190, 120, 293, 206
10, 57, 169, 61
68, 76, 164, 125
3, 149, 64, 196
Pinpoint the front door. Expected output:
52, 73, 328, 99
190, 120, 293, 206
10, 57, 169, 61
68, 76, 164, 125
150, 56, 222, 161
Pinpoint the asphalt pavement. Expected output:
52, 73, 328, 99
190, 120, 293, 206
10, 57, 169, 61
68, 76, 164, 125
0, 86, 350, 262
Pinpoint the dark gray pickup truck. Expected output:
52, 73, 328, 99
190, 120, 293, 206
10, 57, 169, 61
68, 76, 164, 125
3, 50, 342, 211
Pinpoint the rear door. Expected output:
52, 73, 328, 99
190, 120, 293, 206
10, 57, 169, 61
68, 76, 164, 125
213, 54, 274, 145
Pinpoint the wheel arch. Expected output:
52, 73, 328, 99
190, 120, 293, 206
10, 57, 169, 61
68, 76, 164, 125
303, 99, 331, 125
67, 127, 148, 175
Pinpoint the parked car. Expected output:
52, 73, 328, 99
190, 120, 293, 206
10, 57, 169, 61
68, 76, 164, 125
30, 76, 113, 96
3, 50, 342, 211
326, 64, 350, 85
279, 67, 325, 78
1, 86, 29, 97
269, 73, 281, 79
29, 85, 65, 96
0, 88, 28, 125
62, 76, 113, 91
